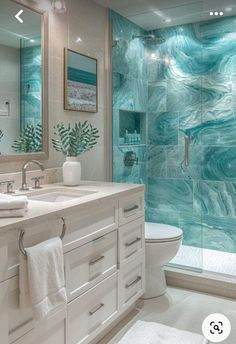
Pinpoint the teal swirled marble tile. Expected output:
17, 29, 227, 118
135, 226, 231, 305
200, 146, 236, 181
178, 212, 202, 248
167, 78, 201, 112
201, 109, 236, 145
202, 215, 236, 253
147, 145, 166, 178
194, 180, 236, 217
147, 177, 193, 213
148, 82, 167, 112
148, 111, 178, 145
202, 75, 232, 110
179, 110, 202, 144
145, 207, 180, 227
113, 77, 148, 112
113, 146, 146, 184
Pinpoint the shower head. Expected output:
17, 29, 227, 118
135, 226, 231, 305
132, 34, 165, 44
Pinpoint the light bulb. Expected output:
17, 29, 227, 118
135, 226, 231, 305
209, 11, 214, 16
214, 11, 219, 15
219, 11, 224, 16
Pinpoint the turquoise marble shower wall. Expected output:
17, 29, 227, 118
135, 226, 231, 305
111, 10, 236, 254
110, 10, 148, 185
146, 17, 236, 253
20, 43, 42, 128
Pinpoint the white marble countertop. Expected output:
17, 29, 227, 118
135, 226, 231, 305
0, 181, 144, 232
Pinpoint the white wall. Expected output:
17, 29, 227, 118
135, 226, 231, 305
0, 44, 20, 155
0, 0, 110, 182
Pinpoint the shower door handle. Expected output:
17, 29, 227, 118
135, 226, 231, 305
184, 136, 190, 167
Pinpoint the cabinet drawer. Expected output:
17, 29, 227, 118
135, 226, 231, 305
119, 217, 144, 266
65, 230, 117, 301
67, 273, 118, 344
119, 192, 144, 226
63, 199, 118, 252
119, 254, 145, 310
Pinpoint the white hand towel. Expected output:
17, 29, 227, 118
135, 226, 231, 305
118, 320, 208, 344
0, 194, 28, 210
0, 208, 27, 218
19, 237, 67, 321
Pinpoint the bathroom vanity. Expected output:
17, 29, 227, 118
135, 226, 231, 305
0, 181, 145, 344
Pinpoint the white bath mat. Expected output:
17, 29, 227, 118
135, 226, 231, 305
118, 320, 208, 344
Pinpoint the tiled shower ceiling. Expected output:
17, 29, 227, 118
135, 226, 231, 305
94, 0, 236, 29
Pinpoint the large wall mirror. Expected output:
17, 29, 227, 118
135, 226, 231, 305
0, 0, 48, 161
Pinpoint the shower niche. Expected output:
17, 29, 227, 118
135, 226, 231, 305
118, 110, 146, 146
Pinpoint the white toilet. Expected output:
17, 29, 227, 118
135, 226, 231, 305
144, 222, 183, 299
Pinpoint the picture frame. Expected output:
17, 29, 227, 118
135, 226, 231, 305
64, 48, 98, 113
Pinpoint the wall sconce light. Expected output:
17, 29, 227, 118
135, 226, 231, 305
52, 0, 66, 13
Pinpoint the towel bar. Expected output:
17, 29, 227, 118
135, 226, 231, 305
19, 217, 66, 257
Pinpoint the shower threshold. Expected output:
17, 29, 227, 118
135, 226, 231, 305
171, 244, 236, 277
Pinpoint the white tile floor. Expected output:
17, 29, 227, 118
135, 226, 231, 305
99, 287, 236, 344
171, 245, 236, 276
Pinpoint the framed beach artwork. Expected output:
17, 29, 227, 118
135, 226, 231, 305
64, 49, 97, 112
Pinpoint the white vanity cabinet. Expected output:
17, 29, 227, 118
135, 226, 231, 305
0, 185, 145, 344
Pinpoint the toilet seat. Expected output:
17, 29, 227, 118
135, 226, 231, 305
145, 222, 183, 243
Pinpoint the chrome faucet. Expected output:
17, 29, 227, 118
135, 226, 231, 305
20, 160, 45, 191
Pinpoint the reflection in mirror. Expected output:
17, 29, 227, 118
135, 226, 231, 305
0, 0, 44, 156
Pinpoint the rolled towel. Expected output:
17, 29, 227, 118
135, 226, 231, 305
0, 194, 28, 210
0, 208, 27, 218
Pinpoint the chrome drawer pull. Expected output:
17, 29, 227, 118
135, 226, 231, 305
89, 303, 104, 316
125, 276, 142, 289
89, 255, 105, 265
124, 204, 139, 213
125, 237, 141, 247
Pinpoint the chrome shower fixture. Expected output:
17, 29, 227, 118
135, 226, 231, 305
132, 34, 165, 44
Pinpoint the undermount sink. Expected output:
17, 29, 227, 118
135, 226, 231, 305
24, 187, 97, 203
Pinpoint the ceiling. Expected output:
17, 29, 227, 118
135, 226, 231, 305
94, 0, 236, 30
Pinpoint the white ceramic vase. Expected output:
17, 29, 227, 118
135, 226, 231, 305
63, 157, 81, 186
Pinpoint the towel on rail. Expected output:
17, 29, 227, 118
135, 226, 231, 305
19, 237, 67, 321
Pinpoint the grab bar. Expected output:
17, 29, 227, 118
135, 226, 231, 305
19, 217, 66, 257
184, 136, 190, 167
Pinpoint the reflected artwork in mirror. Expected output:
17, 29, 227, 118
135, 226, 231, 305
0, 0, 48, 160
64, 49, 97, 113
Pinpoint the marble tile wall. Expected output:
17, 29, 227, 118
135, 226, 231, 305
110, 10, 148, 187
146, 16, 236, 253
111, 10, 236, 254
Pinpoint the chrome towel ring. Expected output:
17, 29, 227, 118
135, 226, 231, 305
19, 217, 66, 257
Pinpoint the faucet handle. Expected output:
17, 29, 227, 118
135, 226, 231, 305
31, 176, 44, 189
0, 180, 15, 194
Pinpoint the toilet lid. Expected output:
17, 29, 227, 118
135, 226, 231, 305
145, 222, 183, 242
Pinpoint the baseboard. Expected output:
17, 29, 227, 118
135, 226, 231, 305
165, 266, 236, 299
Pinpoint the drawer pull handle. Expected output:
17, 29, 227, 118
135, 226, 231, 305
124, 204, 139, 213
89, 303, 104, 316
125, 276, 142, 289
125, 237, 141, 247
89, 255, 105, 265
93, 235, 105, 242
124, 205, 139, 213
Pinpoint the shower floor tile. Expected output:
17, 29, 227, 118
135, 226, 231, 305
171, 245, 236, 276
98, 287, 236, 344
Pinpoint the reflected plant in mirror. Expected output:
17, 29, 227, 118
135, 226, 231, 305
52, 121, 99, 186
12, 124, 42, 153
0, 0, 48, 160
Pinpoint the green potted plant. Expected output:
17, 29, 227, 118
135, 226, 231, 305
52, 121, 99, 186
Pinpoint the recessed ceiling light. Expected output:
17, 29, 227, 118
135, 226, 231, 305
209, 11, 214, 15
214, 11, 219, 15
219, 11, 224, 16
225, 7, 232, 12
165, 18, 172, 23
76, 37, 82, 43
29, 39, 35, 43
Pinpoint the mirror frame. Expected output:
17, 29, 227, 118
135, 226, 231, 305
0, 0, 48, 162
